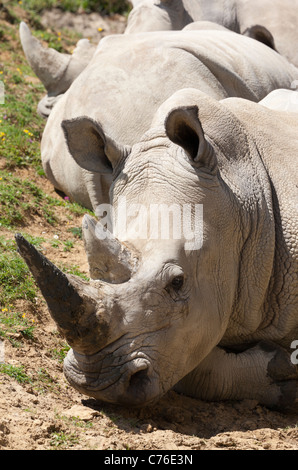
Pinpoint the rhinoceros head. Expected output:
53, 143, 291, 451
17, 89, 274, 406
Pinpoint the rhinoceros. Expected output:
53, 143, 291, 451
20, 0, 240, 115
19, 2, 271, 119
238, 0, 298, 68
21, 26, 298, 210
125, 0, 240, 34
260, 89, 298, 113
16, 88, 298, 409
126, 0, 298, 67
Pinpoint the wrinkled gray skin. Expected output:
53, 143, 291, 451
21, 27, 298, 210
16, 88, 298, 409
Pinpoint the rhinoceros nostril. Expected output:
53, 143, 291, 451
125, 359, 152, 398
128, 368, 149, 389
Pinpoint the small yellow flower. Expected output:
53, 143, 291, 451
0, 71, 3, 75
22, 313, 26, 318
1, 308, 8, 312
98, 27, 103, 32
23, 129, 29, 134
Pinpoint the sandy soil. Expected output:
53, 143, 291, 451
1, 6, 298, 453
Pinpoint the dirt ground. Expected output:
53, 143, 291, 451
1, 6, 298, 453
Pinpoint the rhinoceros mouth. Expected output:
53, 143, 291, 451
63, 348, 160, 406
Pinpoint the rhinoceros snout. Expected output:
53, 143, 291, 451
64, 349, 158, 406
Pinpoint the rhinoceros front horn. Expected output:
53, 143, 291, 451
19, 22, 71, 93
15, 234, 110, 355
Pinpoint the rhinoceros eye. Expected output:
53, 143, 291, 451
171, 275, 184, 291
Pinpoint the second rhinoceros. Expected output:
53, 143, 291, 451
23, 27, 298, 211
16, 88, 298, 410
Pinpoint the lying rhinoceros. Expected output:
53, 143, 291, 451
126, 0, 240, 34
127, 0, 298, 67
16, 88, 298, 409
20, 1, 240, 118
22, 26, 298, 210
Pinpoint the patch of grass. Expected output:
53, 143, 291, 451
0, 362, 62, 394
34, 367, 57, 393
0, 10, 82, 174
0, 63, 45, 174
0, 311, 36, 347
17, 0, 131, 15
64, 200, 93, 217
0, 171, 60, 228
63, 239, 75, 252
0, 234, 46, 342
0, 172, 90, 230
0, 233, 45, 251
0, 363, 32, 383
67, 226, 82, 239
51, 343, 70, 363
0, 254, 37, 304
49, 430, 80, 448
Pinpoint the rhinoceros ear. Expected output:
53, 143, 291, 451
242, 25, 276, 51
62, 117, 128, 174
165, 105, 217, 173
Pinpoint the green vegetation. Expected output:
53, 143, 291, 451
0, 76, 45, 174
18, 0, 131, 15
49, 430, 80, 448
0, 171, 58, 227
0, 254, 37, 303
0, 28, 76, 174
2, 0, 131, 16
0, 362, 65, 394
0, 235, 44, 309
0, 363, 32, 383
51, 343, 70, 363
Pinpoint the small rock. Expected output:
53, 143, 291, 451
63, 404, 100, 421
